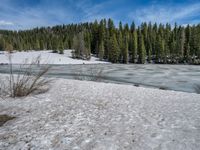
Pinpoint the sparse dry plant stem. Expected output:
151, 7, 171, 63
74, 66, 104, 82
0, 54, 51, 98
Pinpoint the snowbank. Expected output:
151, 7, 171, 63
0, 78, 200, 149
0, 50, 109, 64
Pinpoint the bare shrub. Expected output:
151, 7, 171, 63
0, 114, 15, 126
0, 55, 51, 98
194, 84, 200, 94
159, 86, 168, 90
74, 66, 104, 82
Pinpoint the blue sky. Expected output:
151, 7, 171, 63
0, 0, 200, 30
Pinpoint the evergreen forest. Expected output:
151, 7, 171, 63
0, 18, 200, 64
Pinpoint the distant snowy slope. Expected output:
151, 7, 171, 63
0, 50, 109, 64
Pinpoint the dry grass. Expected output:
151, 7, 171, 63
0, 115, 15, 126
0, 55, 51, 98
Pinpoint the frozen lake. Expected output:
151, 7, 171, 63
0, 64, 200, 93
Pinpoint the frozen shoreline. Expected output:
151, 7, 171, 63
0, 50, 109, 65
0, 78, 200, 149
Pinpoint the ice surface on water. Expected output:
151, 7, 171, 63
50, 64, 200, 93
0, 50, 199, 93
0, 64, 200, 93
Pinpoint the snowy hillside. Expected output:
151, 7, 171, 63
0, 50, 109, 65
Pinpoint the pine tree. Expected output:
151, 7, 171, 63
52, 37, 58, 53
179, 27, 185, 60
185, 42, 190, 62
164, 23, 171, 59
84, 31, 91, 60
122, 35, 129, 64
64, 37, 69, 49
195, 25, 200, 59
156, 35, 165, 63
132, 31, 138, 63
35, 39, 40, 50
0, 37, 5, 51
109, 34, 120, 63
161, 39, 165, 63
108, 18, 115, 37
72, 35, 79, 58
104, 29, 110, 60
185, 25, 191, 61
138, 30, 146, 64
117, 31, 123, 62
97, 20, 105, 59
147, 35, 152, 62
124, 23, 129, 34
99, 40, 104, 60
152, 23, 158, 58
72, 32, 89, 60
40, 40, 45, 50
59, 41, 64, 54
141, 22, 148, 49
119, 21, 123, 32
47, 41, 52, 50
130, 21, 136, 33
91, 20, 99, 54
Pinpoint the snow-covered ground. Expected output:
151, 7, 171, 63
0, 78, 200, 149
0, 50, 109, 64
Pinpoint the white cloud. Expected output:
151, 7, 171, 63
71, 0, 117, 22
0, 20, 14, 26
129, 2, 200, 24
0, 1, 75, 30
0, 0, 119, 30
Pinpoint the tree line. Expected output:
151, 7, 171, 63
0, 18, 200, 64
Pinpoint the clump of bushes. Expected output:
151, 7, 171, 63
0, 55, 51, 98
52, 49, 64, 54
159, 86, 168, 90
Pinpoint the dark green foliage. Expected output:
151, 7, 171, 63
108, 34, 120, 63
122, 35, 129, 64
59, 41, 64, 54
5, 43, 13, 53
132, 31, 138, 63
72, 32, 90, 60
84, 31, 91, 59
0, 37, 5, 51
35, 39, 40, 50
138, 30, 146, 64
0, 19, 200, 64
97, 20, 105, 59
99, 41, 104, 61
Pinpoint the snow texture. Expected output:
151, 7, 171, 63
0, 50, 109, 65
0, 78, 200, 149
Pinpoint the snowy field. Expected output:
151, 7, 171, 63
0, 78, 200, 149
0, 50, 109, 64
